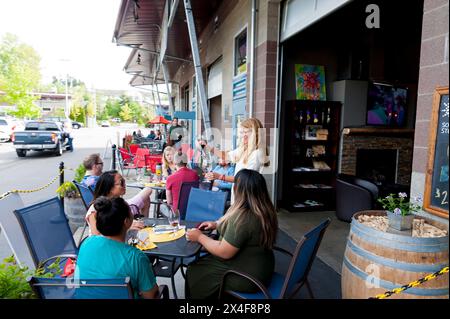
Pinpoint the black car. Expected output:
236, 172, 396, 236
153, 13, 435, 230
43, 117, 83, 129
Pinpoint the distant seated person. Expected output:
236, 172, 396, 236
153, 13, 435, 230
147, 130, 156, 140
81, 153, 103, 190
154, 129, 162, 140
75, 197, 159, 299
211, 157, 235, 200
136, 129, 143, 138
166, 151, 199, 212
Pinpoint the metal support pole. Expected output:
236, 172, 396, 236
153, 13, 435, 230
162, 61, 175, 116
183, 0, 212, 141
112, 144, 117, 170
59, 162, 64, 208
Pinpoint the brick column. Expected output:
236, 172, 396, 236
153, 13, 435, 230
411, 0, 449, 218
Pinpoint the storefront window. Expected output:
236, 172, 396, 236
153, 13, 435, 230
183, 85, 190, 111
234, 29, 247, 76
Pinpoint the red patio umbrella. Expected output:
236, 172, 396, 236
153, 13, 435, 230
148, 116, 170, 125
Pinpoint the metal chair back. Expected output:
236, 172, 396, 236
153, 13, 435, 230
28, 277, 134, 299
0, 192, 35, 269
178, 181, 199, 220
185, 188, 227, 222
13, 197, 78, 267
73, 181, 94, 210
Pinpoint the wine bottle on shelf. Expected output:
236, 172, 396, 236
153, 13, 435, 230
321, 107, 326, 124
326, 107, 331, 124
306, 107, 311, 123
299, 109, 303, 124
313, 107, 319, 124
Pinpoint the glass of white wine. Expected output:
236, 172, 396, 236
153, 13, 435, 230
167, 206, 180, 231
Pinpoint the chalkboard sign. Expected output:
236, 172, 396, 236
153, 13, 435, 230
424, 87, 449, 218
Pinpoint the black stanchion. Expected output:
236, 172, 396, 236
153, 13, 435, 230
59, 161, 64, 208
112, 144, 117, 170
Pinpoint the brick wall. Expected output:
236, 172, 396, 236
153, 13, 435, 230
411, 0, 449, 218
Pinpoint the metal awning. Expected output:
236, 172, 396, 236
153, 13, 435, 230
113, 0, 223, 81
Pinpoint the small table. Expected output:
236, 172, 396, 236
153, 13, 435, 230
126, 183, 166, 218
129, 218, 204, 299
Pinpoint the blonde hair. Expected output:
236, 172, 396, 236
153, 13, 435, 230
218, 169, 278, 249
162, 146, 176, 176
236, 118, 269, 166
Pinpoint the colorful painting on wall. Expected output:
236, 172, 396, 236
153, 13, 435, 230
295, 64, 326, 100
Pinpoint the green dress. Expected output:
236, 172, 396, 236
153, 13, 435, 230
186, 213, 275, 299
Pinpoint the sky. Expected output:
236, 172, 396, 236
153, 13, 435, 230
0, 0, 138, 90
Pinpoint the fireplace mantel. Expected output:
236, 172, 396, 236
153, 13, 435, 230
342, 127, 415, 137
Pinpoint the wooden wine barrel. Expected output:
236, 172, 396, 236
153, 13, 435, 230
342, 211, 449, 299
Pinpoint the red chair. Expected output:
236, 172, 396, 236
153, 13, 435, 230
118, 147, 139, 176
133, 148, 150, 171
144, 154, 162, 173
129, 144, 139, 157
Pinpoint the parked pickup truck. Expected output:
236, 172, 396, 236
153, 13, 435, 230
12, 121, 72, 157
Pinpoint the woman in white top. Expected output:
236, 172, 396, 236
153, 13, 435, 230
205, 118, 269, 202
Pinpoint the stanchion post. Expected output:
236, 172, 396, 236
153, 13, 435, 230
112, 144, 117, 170
59, 161, 64, 208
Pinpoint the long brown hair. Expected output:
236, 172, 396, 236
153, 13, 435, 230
218, 169, 278, 249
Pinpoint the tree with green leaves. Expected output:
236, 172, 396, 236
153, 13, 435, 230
0, 33, 42, 119
119, 103, 133, 122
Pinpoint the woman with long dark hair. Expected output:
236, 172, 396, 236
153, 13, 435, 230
85, 170, 152, 236
76, 197, 159, 299
185, 169, 278, 299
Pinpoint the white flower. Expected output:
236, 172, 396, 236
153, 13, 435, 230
393, 208, 402, 215
398, 192, 407, 198
413, 196, 423, 203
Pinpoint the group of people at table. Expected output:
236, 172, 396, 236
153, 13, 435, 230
77, 118, 277, 299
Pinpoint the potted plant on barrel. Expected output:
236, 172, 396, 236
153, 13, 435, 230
56, 164, 87, 233
378, 192, 422, 231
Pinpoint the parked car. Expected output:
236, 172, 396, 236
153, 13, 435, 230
0, 130, 10, 143
12, 120, 72, 157
0, 117, 24, 141
42, 117, 83, 129
111, 118, 121, 123
100, 120, 111, 127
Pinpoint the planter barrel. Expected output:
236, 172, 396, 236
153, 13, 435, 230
64, 197, 86, 233
342, 210, 449, 299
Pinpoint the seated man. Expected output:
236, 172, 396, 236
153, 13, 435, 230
81, 153, 104, 190
211, 157, 235, 201
147, 130, 156, 140
75, 197, 159, 299
166, 151, 199, 212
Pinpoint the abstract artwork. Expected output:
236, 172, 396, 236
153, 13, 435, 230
295, 64, 326, 100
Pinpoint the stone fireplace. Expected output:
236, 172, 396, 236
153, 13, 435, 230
340, 128, 414, 185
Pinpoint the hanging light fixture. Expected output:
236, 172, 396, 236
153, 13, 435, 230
137, 53, 141, 65
133, 0, 140, 22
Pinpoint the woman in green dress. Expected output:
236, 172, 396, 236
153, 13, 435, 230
185, 169, 278, 299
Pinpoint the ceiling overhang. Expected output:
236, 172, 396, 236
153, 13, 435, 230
113, 0, 223, 86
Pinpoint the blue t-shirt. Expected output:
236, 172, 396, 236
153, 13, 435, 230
75, 236, 156, 299
81, 175, 99, 190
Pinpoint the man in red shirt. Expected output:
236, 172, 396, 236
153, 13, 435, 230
166, 151, 199, 211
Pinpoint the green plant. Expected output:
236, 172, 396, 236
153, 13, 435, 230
56, 164, 86, 198
378, 193, 422, 216
0, 255, 62, 299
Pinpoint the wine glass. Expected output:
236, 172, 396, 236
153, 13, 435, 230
167, 206, 180, 231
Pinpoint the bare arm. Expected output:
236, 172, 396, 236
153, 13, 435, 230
186, 230, 239, 260
87, 213, 100, 236
166, 189, 173, 206
140, 284, 159, 299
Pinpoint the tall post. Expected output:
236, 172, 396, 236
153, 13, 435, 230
59, 161, 65, 208
112, 144, 117, 170
183, 0, 212, 141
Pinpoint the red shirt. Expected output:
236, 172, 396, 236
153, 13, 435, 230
166, 167, 199, 211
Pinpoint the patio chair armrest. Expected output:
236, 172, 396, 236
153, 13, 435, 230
273, 246, 293, 257
38, 254, 78, 269
219, 269, 271, 299
157, 284, 170, 299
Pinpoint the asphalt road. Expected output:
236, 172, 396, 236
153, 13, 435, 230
0, 124, 138, 260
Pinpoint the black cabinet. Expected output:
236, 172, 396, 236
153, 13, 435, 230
282, 100, 341, 212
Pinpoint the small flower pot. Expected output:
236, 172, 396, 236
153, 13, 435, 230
386, 211, 414, 231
